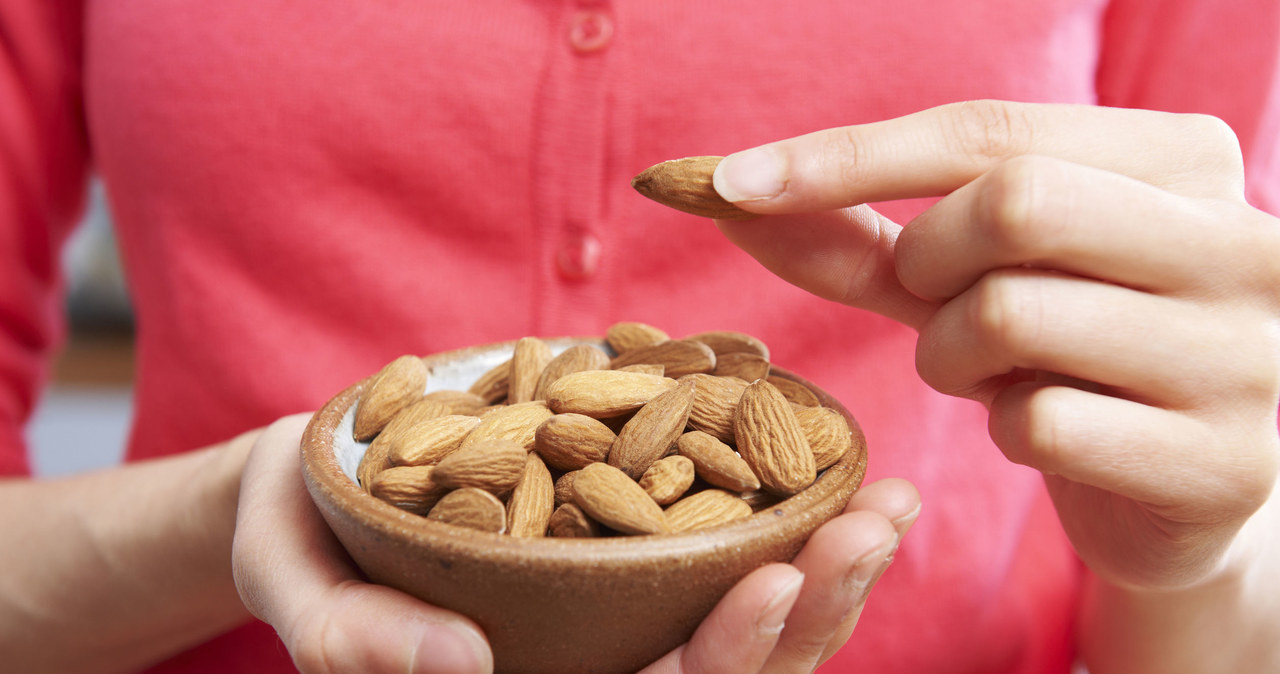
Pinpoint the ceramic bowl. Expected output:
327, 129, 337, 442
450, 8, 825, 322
301, 338, 868, 674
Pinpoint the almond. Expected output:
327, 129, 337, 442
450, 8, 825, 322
572, 462, 670, 535
431, 438, 528, 494
794, 406, 855, 471
532, 344, 612, 401
610, 339, 716, 378
459, 401, 553, 451
357, 439, 393, 492
609, 379, 696, 479
554, 469, 579, 507
354, 355, 428, 441
686, 330, 771, 361
548, 503, 600, 538
389, 414, 482, 467
534, 413, 617, 471
740, 489, 782, 511
468, 358, 511, 404
422, 389, 491, 416
545, 370, 678, 418
767, 375, 821, 407
428, 487, 507, 533
506, 453, 555, 537
676, 430, 761, 493
665, 489, 754, 532
681, 373, 748, 444
359, 398, 451, 486
712, 352, 771, 382
631, 156, 756, 220
368, 465, 447, 515
638, 455, 696, 505
734, 379, 817, 495
616, 363, 665, 376
509, 336, 553, 404
605, 321, 669, 354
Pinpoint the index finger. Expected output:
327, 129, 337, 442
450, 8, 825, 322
711, 100, 1245, 212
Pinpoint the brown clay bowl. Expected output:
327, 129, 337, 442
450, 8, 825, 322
301, 338, 868, 674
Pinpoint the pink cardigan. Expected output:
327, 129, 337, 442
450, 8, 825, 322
3, 1, 1277, 671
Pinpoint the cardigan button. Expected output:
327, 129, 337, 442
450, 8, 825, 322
568, 10, 613, 53
556, 232, 602, 279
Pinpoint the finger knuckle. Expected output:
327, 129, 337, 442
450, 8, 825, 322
946, 99, 1035, 163
979, 155, 1062, 254
822, 125, 873, 196
1178, 113, 1246, 194
971, 270, 1042, 353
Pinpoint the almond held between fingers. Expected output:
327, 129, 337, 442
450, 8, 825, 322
665, 489, 754, 533
609, 379, 697, 480
572, 462, 671, 535
468, 358, 511, 404
631, 156, 758, 220
368, 465, 448, 515
610, 339, 717, 378
681, 373, 749, 444
354, 355, 428, 441
734, 379, 817, 496
546, 370, 678, 418
548, 503, 600, 538
389, 414, 483, 467
533, 344, 612, 401
676, 430, 761, 493
639, 455, 696, 505
534, 413, 617, 471
506, 453, 555, 537
509, 336, 553, 404
459, 400, 553, 451
428, 487, 508, 534
431, 438, 529, 495
605, 321, 670, 354
794, 405, 855, 471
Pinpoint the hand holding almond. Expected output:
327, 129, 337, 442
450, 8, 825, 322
678, 100, 1280, 673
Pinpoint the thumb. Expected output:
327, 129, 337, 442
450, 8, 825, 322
714, 205, 937, 330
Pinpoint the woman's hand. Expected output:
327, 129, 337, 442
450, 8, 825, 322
710, 100, 1280, 670
231, 415, 916, 674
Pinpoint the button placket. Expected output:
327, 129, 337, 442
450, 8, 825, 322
568, 8, 613, 53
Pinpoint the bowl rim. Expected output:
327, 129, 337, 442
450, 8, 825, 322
301, 337, 868, 566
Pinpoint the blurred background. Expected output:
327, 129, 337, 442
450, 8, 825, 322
26, 181, 135, 477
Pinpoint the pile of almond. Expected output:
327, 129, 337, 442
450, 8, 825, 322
353, 322, 854, 537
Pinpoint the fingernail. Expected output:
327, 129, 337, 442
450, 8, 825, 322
411, 622, 492, 674
757, 571, 805, 635
714, 146, 786, 202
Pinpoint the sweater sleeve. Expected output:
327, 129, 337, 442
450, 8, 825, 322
0, 1, 91, 476
1095, 0, 1280, 214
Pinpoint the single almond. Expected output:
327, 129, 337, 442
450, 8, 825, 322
468, 358, 511, 404
532, 344, 612, 401
686, 330, 771, 361
368, 465, 447, 515
676, 430, 761, 493
506, 453, 555, 537
734, 379, 817, 496
610, 339, 716, 378
681, 373, 749, 444
665, 489, 754, 533
534, 413, 617, 471
431, 438, 528, 494
548, 503, 600, 538
605, 321, 669, 354
422, 389, 491, 416
428, 487, 507, 533
509, 337, 553, 404
545, 370, 678, 418
712, 352, 771, 382
794, 406, 855, 471
631, 156, 757, 220
638, 455, 696, 505
609, 379, 696, 479
554, 469, 579, 507
354, 355, 428, 441
616, 363, 665, 376
357, 439, 394, 493
572, 462, 670, 535
459, 400, 554, 451
766, 375, 821, 407
389, 414, 483, 467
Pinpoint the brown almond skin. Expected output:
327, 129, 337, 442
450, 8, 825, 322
506, 453, 555, 537
532, 344, 612, 401
608, 379, 696, 480
548, 503, 600, 538
681, 374, 749, 444
468, 358, 512, 404
610, 339, 716, 378
422, 389, 491, 416
431, 438, 528, 495
605, 321, 669, 354
368, 465, 447, 515
766, 374, 821, 407
734, 379, 817, 496
572, 462, 670, 535
676, 430, 761, 493
459, 401, 553, 452
428, 487, 507, 533
686, 330, 771, 360
639, 455, 696, 506
616, 363, 665, 376
712, 352, 771, 382
794, 406, 854, 471
631, 156, 757, 220
389, 414, 482, 467
354, 355, 428, 441
665, 489, 754, 533
545, 370, 678, 418
554, 470, 579, 507
509, 337, 553, 404
534, 413, 617, 471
